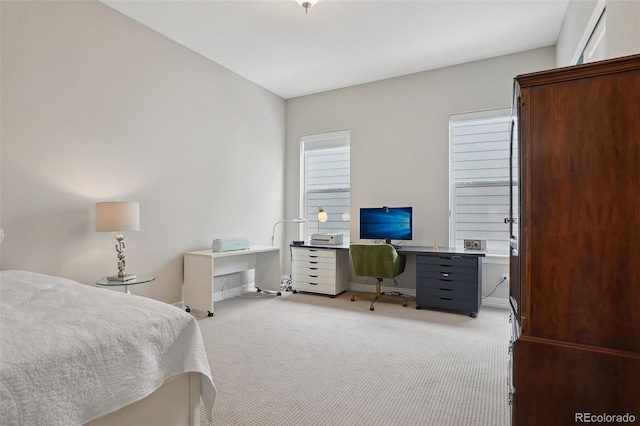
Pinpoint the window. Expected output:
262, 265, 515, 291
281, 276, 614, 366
449, 109, 511, 256
300, 130, 350, 242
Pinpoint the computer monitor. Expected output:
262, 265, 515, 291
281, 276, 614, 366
359, 206, 413, 244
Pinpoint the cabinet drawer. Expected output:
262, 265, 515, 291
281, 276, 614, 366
292, 280, 336, 295
416, 295, 478, 313
292, 258, 335, 270
417, 277, 477, 292
420, 286, 477, 302
292, 265, 336, 278
417, 269, 478, 284
293, 273, 336, 286
292, 248, 336, 260
417, 255, 477, 268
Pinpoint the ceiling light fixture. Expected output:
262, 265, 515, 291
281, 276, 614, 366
295, 0, 321, 14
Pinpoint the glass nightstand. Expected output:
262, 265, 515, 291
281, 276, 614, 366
96, 275, 155, 294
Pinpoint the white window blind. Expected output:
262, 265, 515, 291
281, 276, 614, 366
450, 110, 512, 256
301, 130, 351, 242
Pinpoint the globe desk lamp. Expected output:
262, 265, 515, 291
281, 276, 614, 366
271, 218, 307, 246
317, 207, 328, 232
96, 201, 140, 281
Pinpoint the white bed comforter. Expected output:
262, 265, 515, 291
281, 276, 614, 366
0, 270, 216, 426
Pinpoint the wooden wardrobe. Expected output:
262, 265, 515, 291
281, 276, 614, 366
508, 54, 640, 425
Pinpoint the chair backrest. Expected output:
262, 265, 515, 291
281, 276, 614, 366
349, 244, 406, 279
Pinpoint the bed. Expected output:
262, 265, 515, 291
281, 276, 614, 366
0, 270, 216, 426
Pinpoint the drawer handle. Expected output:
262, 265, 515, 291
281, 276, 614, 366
309, 267, 318, 270
310, 261, 318, 264
451, 255, 462, 259
309, 275, 318, 278
309, 282, 318, 286
310, 255, 319, 258
442, 273, 450, 277
439, 288, 453, 291
439, 297, 453, 301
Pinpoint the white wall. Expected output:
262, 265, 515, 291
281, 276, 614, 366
285, 48, 556, 300
605, 0, 640, 59
556, 0, 602, 66
0, 1, 286, 303
556, 0, 640, 66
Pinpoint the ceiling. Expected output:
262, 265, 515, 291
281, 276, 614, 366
102, 0, 570, 99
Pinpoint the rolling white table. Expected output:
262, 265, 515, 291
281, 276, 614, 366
183, 245, 280, 316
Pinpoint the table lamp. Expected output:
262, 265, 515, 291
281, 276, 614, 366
96, 201, 140, 281
317, 207, 328, 232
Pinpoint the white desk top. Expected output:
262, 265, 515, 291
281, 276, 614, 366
186, 245, 280, 258
291, 242, 485, 257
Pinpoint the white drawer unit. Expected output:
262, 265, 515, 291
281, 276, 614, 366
291, 246, 349, 296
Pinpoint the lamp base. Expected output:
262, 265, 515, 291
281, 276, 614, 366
106, 274, 137, 282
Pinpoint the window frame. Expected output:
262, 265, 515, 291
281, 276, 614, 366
300, 130, 351, 242
449, 108, 512, 259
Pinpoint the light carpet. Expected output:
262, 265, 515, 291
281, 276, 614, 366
197, 290, 510, 426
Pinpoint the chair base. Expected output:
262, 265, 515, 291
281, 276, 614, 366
350, 279, 407, 311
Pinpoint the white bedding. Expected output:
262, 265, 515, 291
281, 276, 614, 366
0, 270, 216, 426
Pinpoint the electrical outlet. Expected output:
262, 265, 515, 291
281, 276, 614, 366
501, 273, 509, 285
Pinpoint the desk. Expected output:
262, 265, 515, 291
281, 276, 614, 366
291, 243, 485, 316
291, 242, 485, 257
184, 246, 280, 316
96, 275, 155, 294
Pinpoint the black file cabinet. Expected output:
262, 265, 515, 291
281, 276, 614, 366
416, 253, 482, 317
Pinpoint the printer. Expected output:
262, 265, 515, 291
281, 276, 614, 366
310, 233, 343, 245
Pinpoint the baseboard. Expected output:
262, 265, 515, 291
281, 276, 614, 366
214, 283, 254, 302
177, 282, 509, 310
348, 282, 416, 297
173, 283, 257, 310
348, 283, 509, 310
482, 296, 510, 310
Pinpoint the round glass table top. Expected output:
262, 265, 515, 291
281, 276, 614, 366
96, 275, 155, 286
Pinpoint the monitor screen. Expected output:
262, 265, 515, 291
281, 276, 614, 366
359, 207, 413, 242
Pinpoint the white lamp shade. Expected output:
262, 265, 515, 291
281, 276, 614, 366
96, 202, 140, 232
317, 209, 328, 223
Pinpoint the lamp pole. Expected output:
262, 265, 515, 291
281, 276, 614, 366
271, 218, 306, 246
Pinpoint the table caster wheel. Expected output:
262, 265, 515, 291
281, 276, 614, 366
370, 306, 375, 311
208, 311, 213, 317
277, 292, 282, 296
256, 288, 262, 293
185, 306, 191, 313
